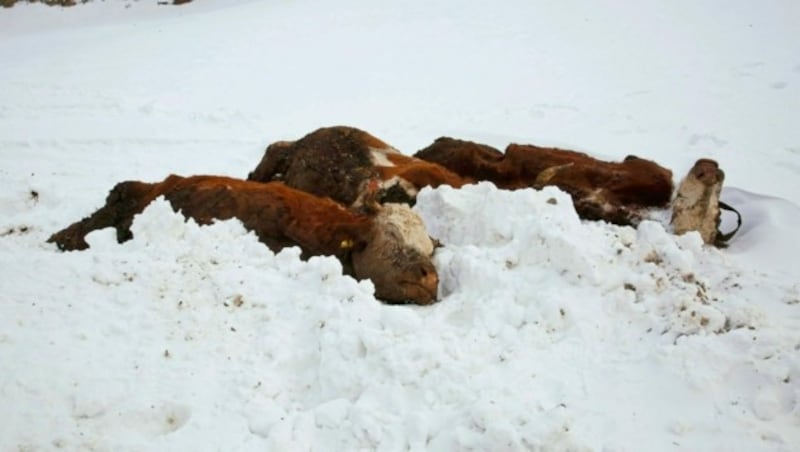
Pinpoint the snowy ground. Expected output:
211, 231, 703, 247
1, 1, 799, 450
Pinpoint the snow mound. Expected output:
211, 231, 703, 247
418, 183, 751, 337
2, 185, 798, 451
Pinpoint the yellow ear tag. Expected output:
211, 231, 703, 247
340, 239, 354, 249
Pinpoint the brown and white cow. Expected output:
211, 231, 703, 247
248, 126, 467, 208
247, 127, 734, 245
48, 175, 438, 305
414, 137, 674, 226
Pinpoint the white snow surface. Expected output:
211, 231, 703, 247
1, 1, 799, 450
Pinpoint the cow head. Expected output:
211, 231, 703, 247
350, 203, 439, 305
671, 158, 725, 245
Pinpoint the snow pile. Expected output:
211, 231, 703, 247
3, 184, 798, 451
416, 184, 799, 449
419, 183, 748, 337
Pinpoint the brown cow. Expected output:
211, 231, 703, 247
414, 137, 674, 225
248, 126, 467, 208
48, 175, 438, 305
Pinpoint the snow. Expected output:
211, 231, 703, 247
1, 0, 799, 450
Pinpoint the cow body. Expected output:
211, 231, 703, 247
48, 175, 438, 305
248, 126, 466, 207
415, 138, 674, 225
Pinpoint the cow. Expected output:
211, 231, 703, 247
414, 137, 674, 226
48, 175, 439, 305
248, 126, 467, 208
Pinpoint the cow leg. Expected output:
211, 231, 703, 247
47, 181, 158, 251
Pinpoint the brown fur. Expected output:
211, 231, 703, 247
379, 152, 469, 190
414, 138, 674, 225
48, 176, 438, 305
413, 137, 505, 182
248, 127, 389, 206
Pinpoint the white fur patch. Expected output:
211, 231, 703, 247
369, 147, 400, 167
380, 176, 419, 198
375, 203, 434, 256
671, 174, 721, 244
